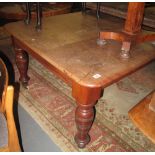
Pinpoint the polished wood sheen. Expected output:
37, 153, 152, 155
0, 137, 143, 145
129, 92, 155, 143
11, 39, 30, 86
5, 12, 155, 148
149, 92, 155, 112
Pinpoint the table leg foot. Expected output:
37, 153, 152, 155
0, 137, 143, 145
97, 38, 107, 46
75, 104, 95, 148
74, 133, 90, 148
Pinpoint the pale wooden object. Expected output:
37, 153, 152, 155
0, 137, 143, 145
0, 59, 20, 152
129, 92, 155, 143
149, 92, 155, 112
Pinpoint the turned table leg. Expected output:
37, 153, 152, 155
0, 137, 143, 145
15, 48, 30, 86
13, 43, 30, 86
72, 82, 102, 148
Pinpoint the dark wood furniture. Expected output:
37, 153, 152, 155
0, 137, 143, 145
85, 2, 155, 29
99, 2, 155, 59
129, 91, 155, 143
5, 11, 155, 148
25, 2, 42, 31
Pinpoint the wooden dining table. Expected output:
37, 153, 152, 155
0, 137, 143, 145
4, 8, 155, 148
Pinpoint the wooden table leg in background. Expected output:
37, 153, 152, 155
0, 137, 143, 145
99, 2, 155, 59
72, 82, 102, 148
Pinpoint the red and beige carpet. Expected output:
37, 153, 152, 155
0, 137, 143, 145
0, 26, 155, 151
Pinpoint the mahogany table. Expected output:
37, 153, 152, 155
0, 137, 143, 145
5, 12, 155, 148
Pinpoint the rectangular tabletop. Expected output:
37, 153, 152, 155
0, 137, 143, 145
5, 12, 155, 88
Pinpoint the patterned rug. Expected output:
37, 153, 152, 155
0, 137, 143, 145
0, 26, 155, 152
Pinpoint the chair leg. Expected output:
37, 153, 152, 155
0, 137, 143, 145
96, 3, 100, 19
24, 2, 31, 25
36, 2, 42, 31
81, 2, 86, 14
72, 82, 102, 148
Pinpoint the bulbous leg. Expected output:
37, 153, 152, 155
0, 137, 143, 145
14, 47, 30, 87
72, 82, 102, 148
75, 104, 95, 148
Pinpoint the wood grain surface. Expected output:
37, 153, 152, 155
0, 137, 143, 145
5, 13, 155, 88
129, 92, 155, 144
